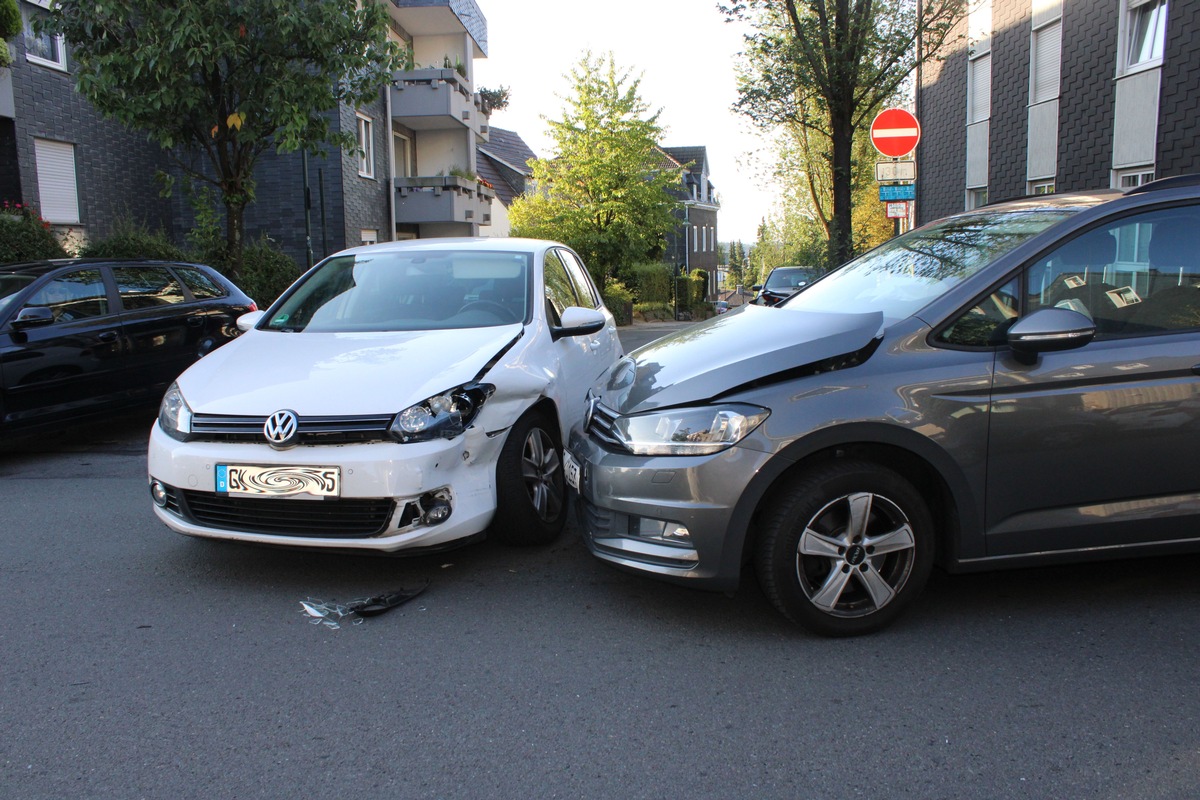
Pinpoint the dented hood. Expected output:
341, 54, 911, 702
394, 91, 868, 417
598, 305, 883, 413
176, 324, 522, 416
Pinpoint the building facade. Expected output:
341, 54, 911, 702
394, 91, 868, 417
661, 146, 719, 274
917, 0, 1196, 225
475, 126, 538, 238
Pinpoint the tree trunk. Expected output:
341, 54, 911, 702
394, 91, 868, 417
224, 195, 246, 283
828, 109, 855, 268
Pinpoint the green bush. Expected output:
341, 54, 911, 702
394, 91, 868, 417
0, 202, 67, 263
80, 218, 187, 261
234, 236, 302, 308
624, 261, 672, 304
602, 278, 634, 326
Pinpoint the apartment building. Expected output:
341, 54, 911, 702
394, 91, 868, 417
661, 145, 719, 274
917, 0, 1198, 224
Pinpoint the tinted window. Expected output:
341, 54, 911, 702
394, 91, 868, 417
174, 266, 226, 300
558, 249, 600, 308
543, 250, 580, 323
113, 266, 186, 310
935, 277, 1019, 347
24, 269, 109, 322
0, 273, 38, 317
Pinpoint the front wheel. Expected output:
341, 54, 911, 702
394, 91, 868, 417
491, 411, 566, 546
755, 461, 934, 636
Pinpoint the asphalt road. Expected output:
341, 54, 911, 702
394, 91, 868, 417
2, 320, 1198, 799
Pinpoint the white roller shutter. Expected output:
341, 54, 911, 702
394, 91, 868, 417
33, 138, 80, 224
968, 53, 992, 124
1032, 21, 1062, 103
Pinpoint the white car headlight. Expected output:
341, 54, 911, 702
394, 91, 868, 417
389, 383, 495, 443
611, 404, 769, 456
158, 382, 193, 441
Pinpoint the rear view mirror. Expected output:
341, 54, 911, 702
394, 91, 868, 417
236, 310, 265, 332
551, 306, 605, 340
1007, 307, 1095, 355
11, 306, 55, 329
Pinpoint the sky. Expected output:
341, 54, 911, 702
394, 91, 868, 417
472, 1, 776, 245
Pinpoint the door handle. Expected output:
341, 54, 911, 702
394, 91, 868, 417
97, 330, 119, 342
1192, 364, 1200, 375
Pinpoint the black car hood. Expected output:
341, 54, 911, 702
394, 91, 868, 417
599, 305, 884, 413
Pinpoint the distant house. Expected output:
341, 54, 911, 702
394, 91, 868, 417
660, 145, 720, 275
476, 127, 538, 238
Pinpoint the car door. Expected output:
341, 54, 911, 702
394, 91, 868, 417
111, 264, 204, 396
558, 248, 621, 364
0, 267, 125, 428
984, 204, 1200, 556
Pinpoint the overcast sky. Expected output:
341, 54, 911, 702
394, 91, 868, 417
472, 0, 776, 244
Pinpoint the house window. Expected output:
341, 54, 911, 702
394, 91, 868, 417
392, 132, 411, 178
360, 229, 378, 246
1125, 0, 1168, 71
356, 114, 374, 178
33, 138, 79, 224
967, 0, 992, 124
1029, 180, 1055, 195
1115, 167, 1155, 189
1030, 19, 1062, 104
967, 188, 989, 209
23, 1, 66, 71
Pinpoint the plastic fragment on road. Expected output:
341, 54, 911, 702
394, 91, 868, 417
299, 581, 429, 629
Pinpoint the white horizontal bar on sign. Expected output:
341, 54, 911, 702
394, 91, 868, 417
873, 128, 919, 137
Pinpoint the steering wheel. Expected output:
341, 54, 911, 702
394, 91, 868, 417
457, 300, 518, 323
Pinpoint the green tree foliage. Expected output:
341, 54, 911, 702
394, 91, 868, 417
44, 0, 404, 280
0, 0, 20, 68
509, 52, 683, 285
724, 0, 965, 266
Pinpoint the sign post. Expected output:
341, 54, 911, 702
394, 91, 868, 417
870, 109, 922, 158
871, 108, 921, 237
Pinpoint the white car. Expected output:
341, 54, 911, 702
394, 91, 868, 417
148, 238, 622, 552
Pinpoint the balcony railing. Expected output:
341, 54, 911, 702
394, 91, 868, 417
390, 68, 489, 139
394, 175, 494, 226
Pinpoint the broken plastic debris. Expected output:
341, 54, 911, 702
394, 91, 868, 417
299, 581, 429, 629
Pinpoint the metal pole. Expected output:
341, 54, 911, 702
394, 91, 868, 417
318, 168, 328, 260
302, 151, 314, 268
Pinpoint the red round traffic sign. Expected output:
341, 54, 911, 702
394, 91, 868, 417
870, 108, 921, 158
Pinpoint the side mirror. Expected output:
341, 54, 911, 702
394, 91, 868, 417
11, 306, 55, 329
236, 310, 265, 332
1007, 307, 1095, 355
551, 306, 605, 341
751, 284, 762, 292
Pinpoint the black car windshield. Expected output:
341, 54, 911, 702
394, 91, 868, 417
264, 250, 532, 332
764, 267, 818, 291
785, 209, 1077, 323
0, 273, 37, 317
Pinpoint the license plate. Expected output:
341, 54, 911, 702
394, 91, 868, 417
216, 464, 341, 498
563, 450, 581, 492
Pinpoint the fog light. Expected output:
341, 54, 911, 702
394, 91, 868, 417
628, 516, 690, 545
150, 480, 168, 507
420, 491, 452, 525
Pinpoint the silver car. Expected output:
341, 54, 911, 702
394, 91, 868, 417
568, 177, 1200, 635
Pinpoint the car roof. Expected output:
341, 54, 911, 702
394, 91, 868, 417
331, 237, 566, 259
0, 258, 209, 277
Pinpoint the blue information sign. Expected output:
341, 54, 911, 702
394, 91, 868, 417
879, 184, 916, 201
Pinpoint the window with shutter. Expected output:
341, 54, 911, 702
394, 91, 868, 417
968, 53, 992, 124
33, 139, 79, 224
1031, 20, 1062, 104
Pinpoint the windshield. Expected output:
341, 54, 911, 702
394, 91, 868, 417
764, 267, 818, 291
264, 250, 532, 332
0, 273, 37, 317
786, 209, 1077, 323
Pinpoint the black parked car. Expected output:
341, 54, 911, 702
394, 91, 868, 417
0, 259, 255, 437
751, 266, 820, 306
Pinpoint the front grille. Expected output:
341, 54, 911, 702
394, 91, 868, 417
190, 413, 394, 444
586, 401, 622, 448
177, 490, 395, 538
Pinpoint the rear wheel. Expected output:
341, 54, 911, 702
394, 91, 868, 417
755, 460, 934, 636
492, 411, 566, 546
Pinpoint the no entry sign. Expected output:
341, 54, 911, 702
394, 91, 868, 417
870, 108, 921, 158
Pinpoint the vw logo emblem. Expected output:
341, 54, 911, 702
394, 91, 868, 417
264, 409, 299, 448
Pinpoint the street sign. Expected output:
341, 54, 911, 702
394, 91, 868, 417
885, 201, 909, 219
879, 183, 916, 201
876, 160, 917, 182
870, 108, 921, 158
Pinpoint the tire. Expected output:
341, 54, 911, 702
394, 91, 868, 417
755, 460, 934, 636
491, 410, 567, 546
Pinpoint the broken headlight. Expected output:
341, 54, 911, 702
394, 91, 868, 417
389, 383, 495, 443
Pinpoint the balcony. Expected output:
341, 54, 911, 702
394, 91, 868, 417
390, 68, 488, 139
394, 175, 494, 226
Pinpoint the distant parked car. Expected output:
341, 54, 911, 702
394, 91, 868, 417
0, 259, 254, 437
752, 266, 820, 306
714, 300, 730, 314
148, 237, 622, 554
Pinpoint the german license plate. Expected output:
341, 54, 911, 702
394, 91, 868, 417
216, 464, 340, 498
563, 450, 581, 491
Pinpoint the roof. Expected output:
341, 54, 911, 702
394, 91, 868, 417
662, 146, 708, 176
478, 127, 539, 207
478, 128, 537, 175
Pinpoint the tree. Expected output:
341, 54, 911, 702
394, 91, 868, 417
724, 0, 965, 266
45, 0, 403, 279
0, 0, 20, 69
508, 52, 683, 285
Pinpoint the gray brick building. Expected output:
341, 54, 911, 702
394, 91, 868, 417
917, 0, 1197, 225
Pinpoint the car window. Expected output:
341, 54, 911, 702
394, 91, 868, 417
543, 249, 580, 324
0, 273, 38, 318
1025, 205, 1200, 338
113, 266, 187, 310
789, 209, 1077, 324
935, 277, 1020, 347
23, 269, 109, 323
558, 249, 600, 308
264, 250, 531, 332
765, 268, 816, 290
173, 266, 227, 300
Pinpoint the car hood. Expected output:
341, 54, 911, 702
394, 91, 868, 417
597, 305, 883, 413
177, 325, 523, 416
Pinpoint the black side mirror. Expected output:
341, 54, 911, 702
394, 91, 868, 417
11, 306, 55, 329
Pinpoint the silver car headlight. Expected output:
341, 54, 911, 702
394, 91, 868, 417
611, 404, 769, 456
158, 382, 193, 441
389, 383, 495, 443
